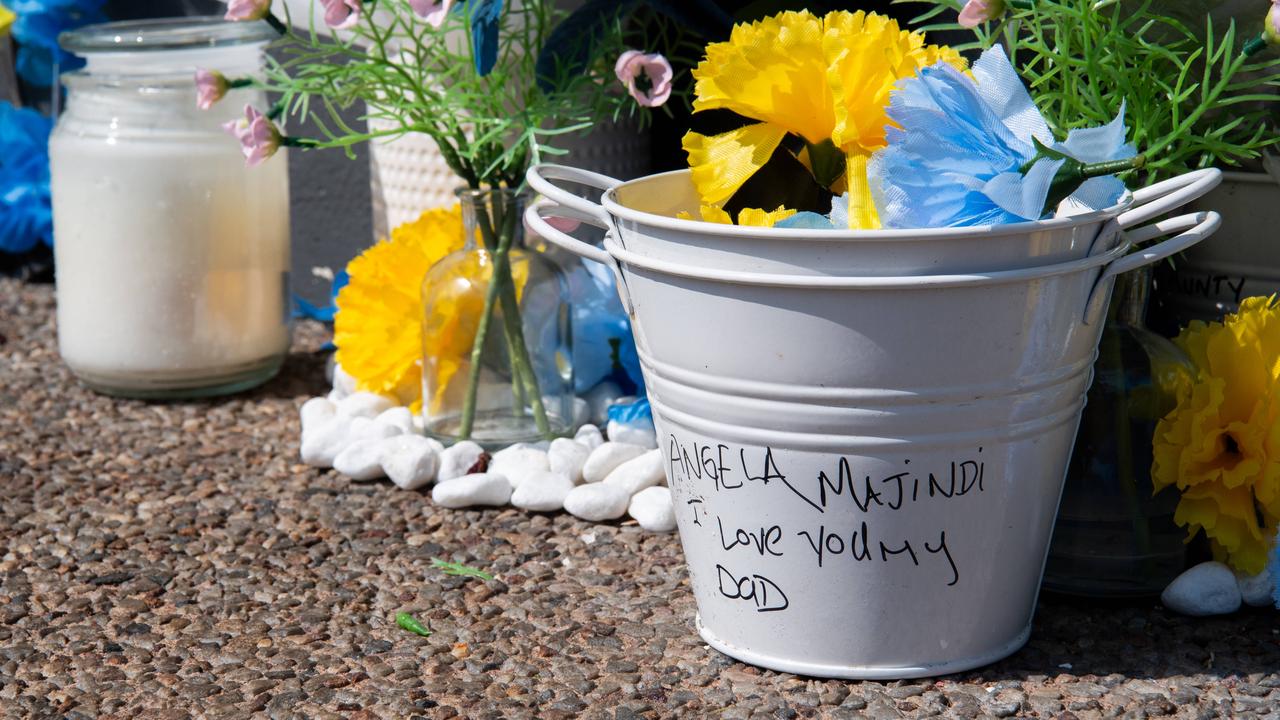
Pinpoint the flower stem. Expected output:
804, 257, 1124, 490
457, 251, 503, 440
264, 14, 289, 36
1242, 35, 1269, 59
456, 191, 551, 440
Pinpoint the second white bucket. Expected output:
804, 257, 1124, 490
526, 166, 1221, 679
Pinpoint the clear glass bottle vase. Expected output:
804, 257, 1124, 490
419, 188, 575, 447
1042, 266, 1195, 597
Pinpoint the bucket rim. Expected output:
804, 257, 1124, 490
603, 232, 1131, 289
601, 169, 1132, 242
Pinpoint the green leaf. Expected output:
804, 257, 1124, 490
431, 558, 495, 581
396, 612, 432, 637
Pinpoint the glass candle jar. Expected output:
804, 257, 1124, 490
50, 18, 290, 398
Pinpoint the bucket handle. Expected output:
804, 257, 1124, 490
525, 198, 635, 314
525, 163, 622, 227
1082, 210, 1222, 325
1087, 168, 1221, 257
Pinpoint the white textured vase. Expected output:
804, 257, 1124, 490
368, 116, 652, 238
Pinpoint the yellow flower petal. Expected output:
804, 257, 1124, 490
334, 205, 466, 404
1152, 295, 1280, 573
699, 205, 734, 224
692, 11, 835, 144
824, 11, 966, 154
683, 123, 788, 208
737, 206, 797, 227
684, 10, 964, 226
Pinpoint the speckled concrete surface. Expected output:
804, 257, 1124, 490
2, 278, 1279, 720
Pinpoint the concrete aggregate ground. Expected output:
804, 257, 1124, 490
2, 279, 1278, 719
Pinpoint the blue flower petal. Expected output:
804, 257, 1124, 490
468, 0, 504, 76
606, 396, 652, 424
983, 157, 1064, 221
971, 45, 1052, 147
774, 211, 835, 229
1270, 541, 1280, 609
0, 101, 53, 254
828, 193, 850, 229
10, 1, 105, 87
872, 46, 1134, 228
1056, 101, 1134, 163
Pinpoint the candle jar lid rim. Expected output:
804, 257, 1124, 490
59, 16, 277, 55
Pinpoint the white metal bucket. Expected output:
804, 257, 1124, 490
527, 165, 1220, 276
1155, 171, 1280, 325
525, 165, 1221, 679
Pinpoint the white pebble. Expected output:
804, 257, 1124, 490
332, 361, 357, 397
548, 438, 590, 484
333, 439, 386, 481
628, 486, 676, 532
432, 473, 512, 508
585, 381, 623, 425
300, 416, 353, 468
572, 397, 591, 426
379, 435, 440, 490
375, 406, 414, 434
1237, 568, 1274, 607
574, 423, 604, 451
336, 391, 397, 419
510, 471, 575, 512
348, 416, 403, 443
562, 483, 630, 521
438, 440, 487, 482
606, 419, 657, 449
582, 442, 648, 484
1161, 561, 1242, 616
300, 397, 336, 433
489, 446, 551, 488
603, 449, 665, 495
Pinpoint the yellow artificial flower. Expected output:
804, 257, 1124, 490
682, 10, 965, 229
0, 5, 13, 36
1151, 296, 1280, 574
676, 204, 795, 227
334, 205, 466, 408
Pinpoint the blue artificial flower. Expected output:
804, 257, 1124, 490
465, 0, 503, 76
5, 0, 106, 87
1270, 539, 1280, 609
869, 45, 1136, 228
293, 269, 349, 323
774, 193, 850, 230
606, 396, 651, 425
566, 259, 644, 394
0, 101, 54, 254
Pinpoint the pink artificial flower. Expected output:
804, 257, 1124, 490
614, 50, 673, 108
195, 69, 229, 110
224, 0, 272, 22
957, 0, 1006, 28
1268, 1, 1280, 43
223, 105, 282, 167
409, 0, 454, 28
543, 216, 581, 233
320, 0, 361, 30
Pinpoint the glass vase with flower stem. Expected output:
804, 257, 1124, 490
1042, 266, 1195, 597
420, 186, 574, 447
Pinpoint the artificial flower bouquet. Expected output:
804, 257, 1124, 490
207, 0, 693, 443
673, 2, 1280, 230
